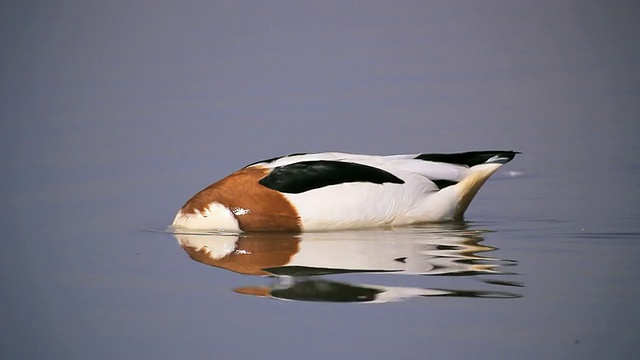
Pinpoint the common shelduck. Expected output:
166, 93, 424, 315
172, 150, 518, 232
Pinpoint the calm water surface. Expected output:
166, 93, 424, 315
2, 1, 639, 359
3, 156, 638, 359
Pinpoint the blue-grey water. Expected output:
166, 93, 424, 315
2, 1, 639, 359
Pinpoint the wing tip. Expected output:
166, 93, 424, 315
485, 151, 520, 165
416, 150, 520, 167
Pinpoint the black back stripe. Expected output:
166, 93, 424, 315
416, 151, 518, 167
259, 160, 404, 194
244, 153, 309, 168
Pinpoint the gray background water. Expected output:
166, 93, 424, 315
2, 1, 639, 359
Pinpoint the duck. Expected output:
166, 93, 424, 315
172, 150, 518, 232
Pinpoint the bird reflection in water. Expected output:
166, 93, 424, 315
172, 224, 522, 303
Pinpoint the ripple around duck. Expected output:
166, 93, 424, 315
562, 231, 640, 240
170, 222, 523, 303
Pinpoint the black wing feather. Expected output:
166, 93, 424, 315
259, 160, 404, 194
432, 180, 458, 190
416, 151, 518, 167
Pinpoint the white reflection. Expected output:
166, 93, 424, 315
172, 224, 521, 303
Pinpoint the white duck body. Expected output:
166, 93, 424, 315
172, 151, 517, 232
